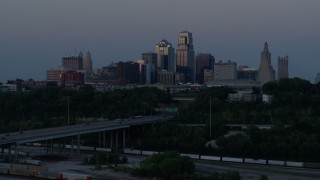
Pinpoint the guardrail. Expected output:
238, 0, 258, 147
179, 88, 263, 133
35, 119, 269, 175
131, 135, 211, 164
123, 149, 308, 168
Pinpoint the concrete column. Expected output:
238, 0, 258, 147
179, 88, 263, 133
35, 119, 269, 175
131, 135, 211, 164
98, 132, 101, 147
77, 134, 80, 155
110, 131, 113, 149
46, 140, 49, 155
14, 143, 18, 162
63, 138, 66, 153
8, 146, 12, 162
103, 131, 106, 148
1, 147, 4, 159
51, 139, 53, 154
122, 129, 126, 149
70, 138, 74, 156
115, 130, 118, 153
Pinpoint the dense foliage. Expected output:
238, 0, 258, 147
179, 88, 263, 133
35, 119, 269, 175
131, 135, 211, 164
145, 78, 320, 162
142, 122, 206, 153
0, 86, 171, 132
132, 151, 241, 180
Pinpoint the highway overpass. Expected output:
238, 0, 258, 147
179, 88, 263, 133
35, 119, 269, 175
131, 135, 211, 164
0, 115, 172, 161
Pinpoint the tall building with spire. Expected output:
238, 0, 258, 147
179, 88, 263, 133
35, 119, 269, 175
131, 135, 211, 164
155, 39, 175, 72
278, 56, 289, 80
257, 42, 275, 84
176, 31, 195, 83
83, 51, 93, 78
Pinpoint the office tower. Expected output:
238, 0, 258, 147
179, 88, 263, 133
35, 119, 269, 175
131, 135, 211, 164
142, 52, 157, 65
62, 52, 83, 70
155, 39, 175, 72
60, 70, 85, 87
157, 71, 175, 85
176, 31, 195, 83
257, 42, 275, 84
116, 61, 140, 84
145, 63, 156, 84
137, 60, 146, 84
102, 63, 117, 78
46, 67, 64, 85
196, 53, 215, 84
203, 69, 213, 84
214, 60, 237, 80
83, 51, 93, 78
237, 66, 258, 80
278, 56, 289, 80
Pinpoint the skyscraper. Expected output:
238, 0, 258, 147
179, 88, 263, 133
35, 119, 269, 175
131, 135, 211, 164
62, 52, 83, 70
142, 52, 157, 84
196, 53, 215, 84
214, 60, 237, 80
142, 52, 157, 65
155, 39, 175, 72
278, 56, 289, 80
257, 42, 275, 84
83, 51, 93, 78
176, 31, 195, 83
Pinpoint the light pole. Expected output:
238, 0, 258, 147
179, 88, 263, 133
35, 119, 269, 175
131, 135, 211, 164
67, 97, 70, 125
209, 96, 212, 139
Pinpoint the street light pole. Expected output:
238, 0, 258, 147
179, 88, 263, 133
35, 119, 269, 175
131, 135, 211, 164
210, 96, 212, 139
67, 97, 70, 125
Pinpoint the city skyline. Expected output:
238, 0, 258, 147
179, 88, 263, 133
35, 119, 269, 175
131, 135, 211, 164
1, 0, 320, 83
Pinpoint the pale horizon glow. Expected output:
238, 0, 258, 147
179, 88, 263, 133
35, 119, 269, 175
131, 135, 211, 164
1, 0, 320, 83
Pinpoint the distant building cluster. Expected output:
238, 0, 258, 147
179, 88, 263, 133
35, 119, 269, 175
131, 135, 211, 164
1, 31, 293, 91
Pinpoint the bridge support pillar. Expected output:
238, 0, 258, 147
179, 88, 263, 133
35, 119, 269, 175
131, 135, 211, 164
51, 139, 53, 154
1, 147, 4, 160
103, 131, 106, 148
110, 132, 113, 150
98, 132, 101, 147
115, 130, 118, 153
14, 143, 18, 163
70, 137, 74, 156
122, 129, 126, 150
77, 134, 80, 156
8, 146, 12, 162
46, 140, 49, 155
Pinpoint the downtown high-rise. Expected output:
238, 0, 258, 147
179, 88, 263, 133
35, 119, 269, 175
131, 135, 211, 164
155, 39, 175, 72
176, 31, 195, 83
257, 42, 275, 84
278, 56, 289, 80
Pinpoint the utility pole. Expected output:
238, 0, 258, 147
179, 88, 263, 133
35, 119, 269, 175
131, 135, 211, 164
68, 97, 70, 125
210, 96, 212, 139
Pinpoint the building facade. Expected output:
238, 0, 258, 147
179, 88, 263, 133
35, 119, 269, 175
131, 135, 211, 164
195, 53, 215, 84
257, 42, 275, 84
62, 53, 83, 70
155, 39, 175, 72
157, 71, 176, 85
142, 52, 157, 65
83, 51, 93, 78
214, 60, 237, 80
46, 67, 64, 85
237, 66, 258, 81
60, 70, 85, 87
278, 56, 289, 80
176, 31, 195, 83
116, 61, 140, 84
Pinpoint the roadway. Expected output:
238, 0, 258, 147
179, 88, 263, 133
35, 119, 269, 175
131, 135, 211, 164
0, 115, 171, 146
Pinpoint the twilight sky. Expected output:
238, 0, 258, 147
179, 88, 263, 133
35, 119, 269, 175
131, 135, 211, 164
1, 0, 320, 83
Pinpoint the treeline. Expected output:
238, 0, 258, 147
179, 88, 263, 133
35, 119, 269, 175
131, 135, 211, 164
144, 78, 320, 162
0, 86, 171, 132
176, 78, 320, 129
